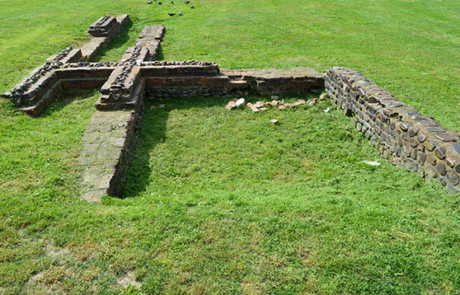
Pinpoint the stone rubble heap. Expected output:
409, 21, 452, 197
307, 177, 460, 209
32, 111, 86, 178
225, 96, 319, 113
325, 67, 460, 194
225, 98, 246, 110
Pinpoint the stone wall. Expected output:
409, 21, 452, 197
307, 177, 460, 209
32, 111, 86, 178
7, 14, 459, 198
79, 108, 143, 202
144, 66, 323, 99
2, 47, 81, 116
81, 15, 130, 61
222, 68, 324, 96
79, 88, 144, 202
1, 15, 130, 117
325, 67, 460, 194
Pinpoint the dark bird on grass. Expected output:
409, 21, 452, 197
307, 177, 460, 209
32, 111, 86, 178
191, 5, 194, 8
171, 0, 174, 3
168, 12, 176, 16
147, 1, 152, 3
185, 1, 190, 3
178, 12, 183, 16
158, 2, 162, 4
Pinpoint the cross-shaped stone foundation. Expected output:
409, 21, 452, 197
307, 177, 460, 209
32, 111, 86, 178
2, 15, 323, 201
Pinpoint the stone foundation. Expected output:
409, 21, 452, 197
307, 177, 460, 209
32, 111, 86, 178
222, 68, 324, 95
144, 67, 323, 99
325, 67, 460, 194
2, 15, 130, 117
82, 15, 130, 61
79, 103, 143, 201
4, 15, 459, 200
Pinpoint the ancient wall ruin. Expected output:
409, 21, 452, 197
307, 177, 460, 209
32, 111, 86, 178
325, 67, 460, 194
3, 15, 460, 200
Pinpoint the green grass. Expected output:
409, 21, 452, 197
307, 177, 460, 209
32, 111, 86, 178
1, 0, 460, 293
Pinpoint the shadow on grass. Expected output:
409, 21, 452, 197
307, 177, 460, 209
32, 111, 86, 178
39, 89, 100, 118
122, 93, 324, 198
156, 44, 165, 61
122, 96, 234, 198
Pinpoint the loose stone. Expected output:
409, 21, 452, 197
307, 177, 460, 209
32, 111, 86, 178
225, 101, 236, 110
246, 103, 259, 113
254, 101, 264, 109
294, 99, 306, 106
235, 98, 245, 109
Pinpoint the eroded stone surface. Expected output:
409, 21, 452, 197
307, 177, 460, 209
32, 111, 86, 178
80, 110, 141, 202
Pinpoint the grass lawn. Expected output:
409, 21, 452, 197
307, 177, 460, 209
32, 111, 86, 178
1, 0, 460, 293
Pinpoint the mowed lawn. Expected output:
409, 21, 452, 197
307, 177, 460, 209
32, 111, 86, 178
1, 0, 460, 294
